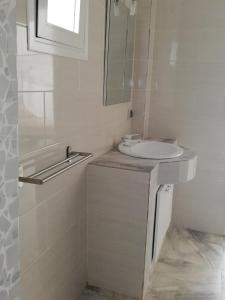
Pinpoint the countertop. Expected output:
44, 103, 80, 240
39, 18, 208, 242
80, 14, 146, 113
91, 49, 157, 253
90, 138, 197, 175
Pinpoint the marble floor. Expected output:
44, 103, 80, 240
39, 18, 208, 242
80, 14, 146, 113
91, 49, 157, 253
146, 228, 225, 300
80, 228, 225, 300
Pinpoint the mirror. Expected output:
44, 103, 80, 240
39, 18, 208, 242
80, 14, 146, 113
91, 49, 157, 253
104, 0, 136, 106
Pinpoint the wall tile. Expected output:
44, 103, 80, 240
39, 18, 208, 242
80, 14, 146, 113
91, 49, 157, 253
17, 0, 131, 298
148, 0, 225, 234
132, 0, 157, 137
79, 49, 104, 92
47, 182, 85, 245
21, 225, 84, 300
18, 92, 45, 155
20, 202, 48, 273
17, 55, 54, 92
0, 0, 20, 299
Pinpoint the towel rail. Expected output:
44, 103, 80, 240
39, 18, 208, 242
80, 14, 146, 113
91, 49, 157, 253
19, 146, 93, 185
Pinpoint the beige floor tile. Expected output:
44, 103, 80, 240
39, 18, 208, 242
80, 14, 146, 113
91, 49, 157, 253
80, 227, 225, 300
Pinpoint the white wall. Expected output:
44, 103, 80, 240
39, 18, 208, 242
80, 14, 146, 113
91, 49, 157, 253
132, 0, 158, 136
148, 0, 225, 235
17, 1, 132, 299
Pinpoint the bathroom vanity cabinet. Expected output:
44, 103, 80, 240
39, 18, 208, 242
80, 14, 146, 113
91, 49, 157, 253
87, 153, 159, 299
86, 147, 197, 299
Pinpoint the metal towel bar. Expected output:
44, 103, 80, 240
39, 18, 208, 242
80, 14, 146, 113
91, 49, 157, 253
19, 146, 93, 185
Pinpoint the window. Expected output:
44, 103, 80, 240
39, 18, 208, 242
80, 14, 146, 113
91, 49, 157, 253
27, 0, 89, 59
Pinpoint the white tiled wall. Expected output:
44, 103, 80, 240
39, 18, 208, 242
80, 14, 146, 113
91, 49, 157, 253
148, 0, 225, 235
17, 1, 132, 299
132, 0, 157, 136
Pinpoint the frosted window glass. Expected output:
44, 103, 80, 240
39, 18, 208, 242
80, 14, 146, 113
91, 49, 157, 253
47, 0, 80, 33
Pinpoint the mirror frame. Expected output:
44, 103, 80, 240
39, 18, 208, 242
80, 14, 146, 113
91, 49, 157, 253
103, 0, 111, 105
103, 0, 135, 106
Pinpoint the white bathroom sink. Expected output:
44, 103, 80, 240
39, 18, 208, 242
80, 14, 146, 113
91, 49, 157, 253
118, 140, 184, 159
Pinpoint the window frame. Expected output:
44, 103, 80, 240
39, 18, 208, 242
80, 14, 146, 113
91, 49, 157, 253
27, 0, 89, 60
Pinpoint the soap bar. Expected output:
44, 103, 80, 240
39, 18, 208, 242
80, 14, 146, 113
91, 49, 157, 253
123, 134, 141, 140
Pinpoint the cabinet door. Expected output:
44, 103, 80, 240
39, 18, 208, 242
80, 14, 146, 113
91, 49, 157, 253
87, 165, 150, 299
143, 168, 159, 299
154, 184, 174, 261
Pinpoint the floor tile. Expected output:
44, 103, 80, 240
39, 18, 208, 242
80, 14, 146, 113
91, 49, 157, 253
79, 228, 225, 300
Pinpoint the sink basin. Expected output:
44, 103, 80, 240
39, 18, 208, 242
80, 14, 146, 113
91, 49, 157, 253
118, 140, 184, 159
